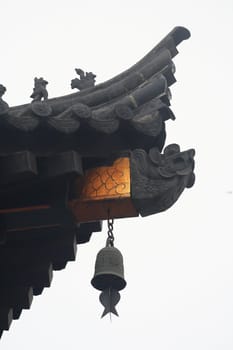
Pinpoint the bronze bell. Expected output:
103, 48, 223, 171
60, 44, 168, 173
91, 217, 127, 318
91, 239, 126, 318
91, 245, 126, 291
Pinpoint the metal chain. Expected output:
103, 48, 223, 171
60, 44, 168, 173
106, 217, 114, 247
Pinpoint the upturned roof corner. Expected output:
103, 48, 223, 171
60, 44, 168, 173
0, 26, 195, 337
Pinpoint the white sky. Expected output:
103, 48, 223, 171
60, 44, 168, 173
1, 0, 233, 349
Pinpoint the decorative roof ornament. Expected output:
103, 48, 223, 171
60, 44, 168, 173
29, 77, 52, 117
71, 68, 96, 90
30, 77, 48, 102
0, 84, 6, 98
0, 84, 9, 115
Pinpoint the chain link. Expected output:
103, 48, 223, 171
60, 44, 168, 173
106, 214, 114, 247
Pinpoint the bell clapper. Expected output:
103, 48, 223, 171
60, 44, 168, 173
99, 287, 120, 319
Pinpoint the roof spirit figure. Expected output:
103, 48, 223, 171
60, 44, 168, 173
71, 68, 96, 90
30, 77, 48, 102
0, 84, 6, 99
0, 84, 9, 115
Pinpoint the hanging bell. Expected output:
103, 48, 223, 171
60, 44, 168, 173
91, 244, 126, 291
91, 236, 126, 318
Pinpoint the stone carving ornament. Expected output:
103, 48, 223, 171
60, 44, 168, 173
0, 85, 9, 116
131, 144, 195, 216
30, 77, 48, 102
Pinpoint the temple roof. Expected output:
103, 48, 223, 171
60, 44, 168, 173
0, 27, 190, 157
0, 27, 194, 338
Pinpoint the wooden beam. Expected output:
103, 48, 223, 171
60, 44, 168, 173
38, 151, 82, 178
0, 307, 13, 331
53, 261, 67, 271
12, 307, 23, 320
0, 287, 33, 310
0, 232, 77, 265
0, 151, 37, 185
33, 287, 44, 296
0, 263, 53, 288
76, 221, 102, 244
69, 157, 138, 222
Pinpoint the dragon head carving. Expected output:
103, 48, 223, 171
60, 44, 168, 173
131, 144, 195, 216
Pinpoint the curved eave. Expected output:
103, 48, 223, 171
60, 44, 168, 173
0, 27, 190, 155
9, 26, 190, 112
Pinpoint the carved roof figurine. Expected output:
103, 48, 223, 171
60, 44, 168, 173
0, 26, 195, 337
29, 77, 52, 118
71, 68, 96, 90
0, 84, 6, 98
30, 77, 48, 102
0, 84, 9, 116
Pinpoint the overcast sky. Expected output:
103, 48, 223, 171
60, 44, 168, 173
1, 0, 233, 349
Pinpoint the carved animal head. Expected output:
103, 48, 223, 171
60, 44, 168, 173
71, 69, 96, 90
71, 77, 95, 91
131, 144, 195, 216
86, 72, 96, 81
71, 78, 80, 90
34, 77, 48, 88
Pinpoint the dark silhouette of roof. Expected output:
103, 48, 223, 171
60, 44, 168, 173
0, 27, 194, 338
